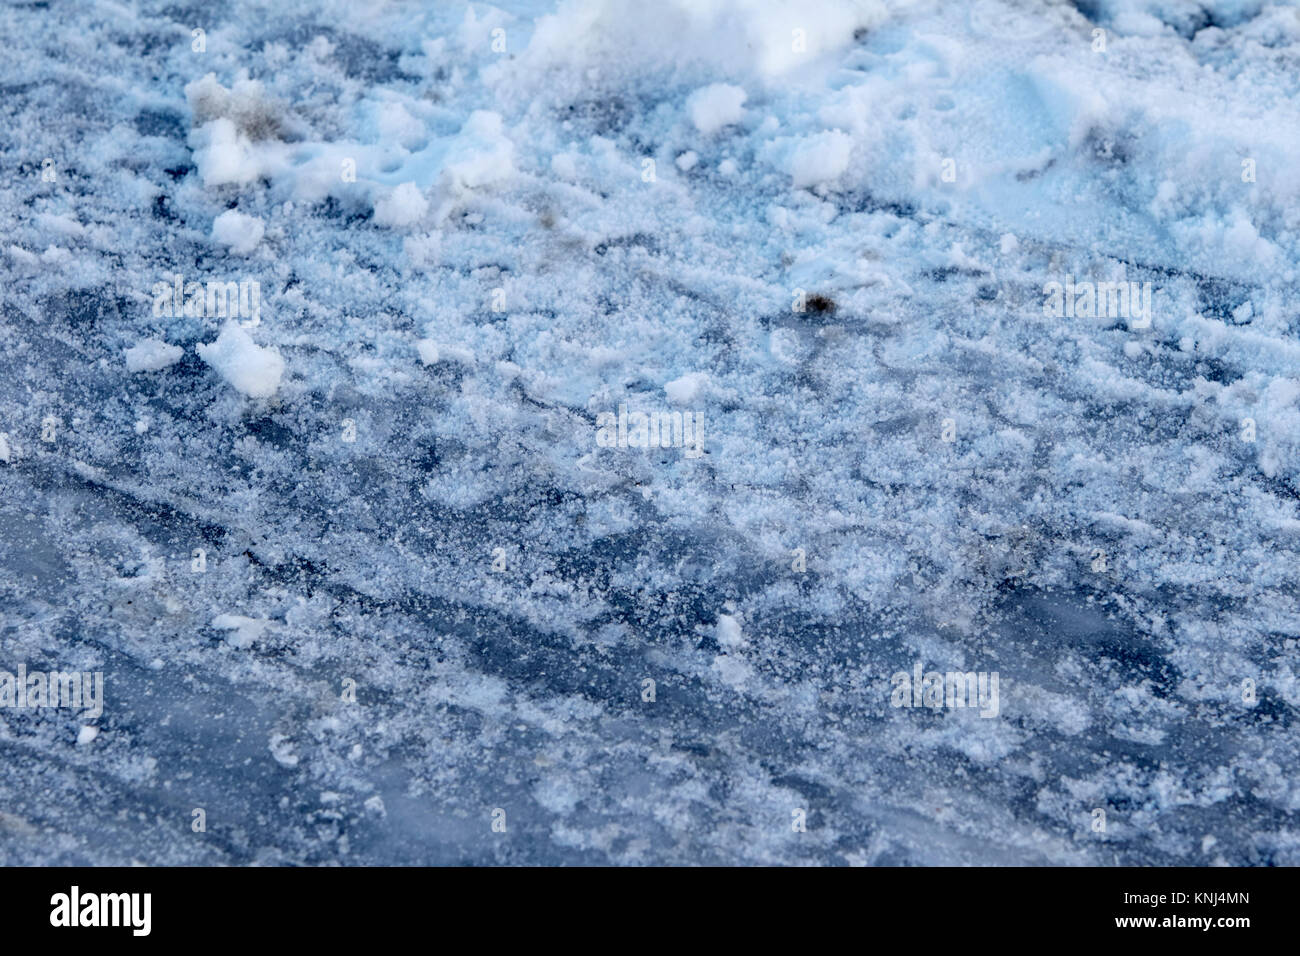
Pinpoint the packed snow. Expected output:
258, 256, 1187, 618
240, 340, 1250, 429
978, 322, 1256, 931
0, 0, 1297, 865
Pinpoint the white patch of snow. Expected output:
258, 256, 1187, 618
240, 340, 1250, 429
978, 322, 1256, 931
211, 210, 265, 255
125, 339, 183, 373
196, 322, 284, 398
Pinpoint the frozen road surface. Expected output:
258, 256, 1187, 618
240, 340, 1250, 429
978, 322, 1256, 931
1, 0, 1298, 865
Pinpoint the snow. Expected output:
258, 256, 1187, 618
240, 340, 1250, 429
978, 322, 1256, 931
124, 339, 184, 373
784, 130, 855, 188
211, 209, 265, 255
195, 322, 285, 398
416, 339, 441, 366
211, 614, 272, 649
185, 73, 291, 187
2, 0, 1299, 867
687, 83, 747, 135
664, 372, 709, 405
715, 613, 745, 649
439, 111, 516, 192
372, 182, 429, 228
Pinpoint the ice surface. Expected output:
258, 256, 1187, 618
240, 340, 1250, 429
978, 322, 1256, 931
0, 0, 1298, 865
